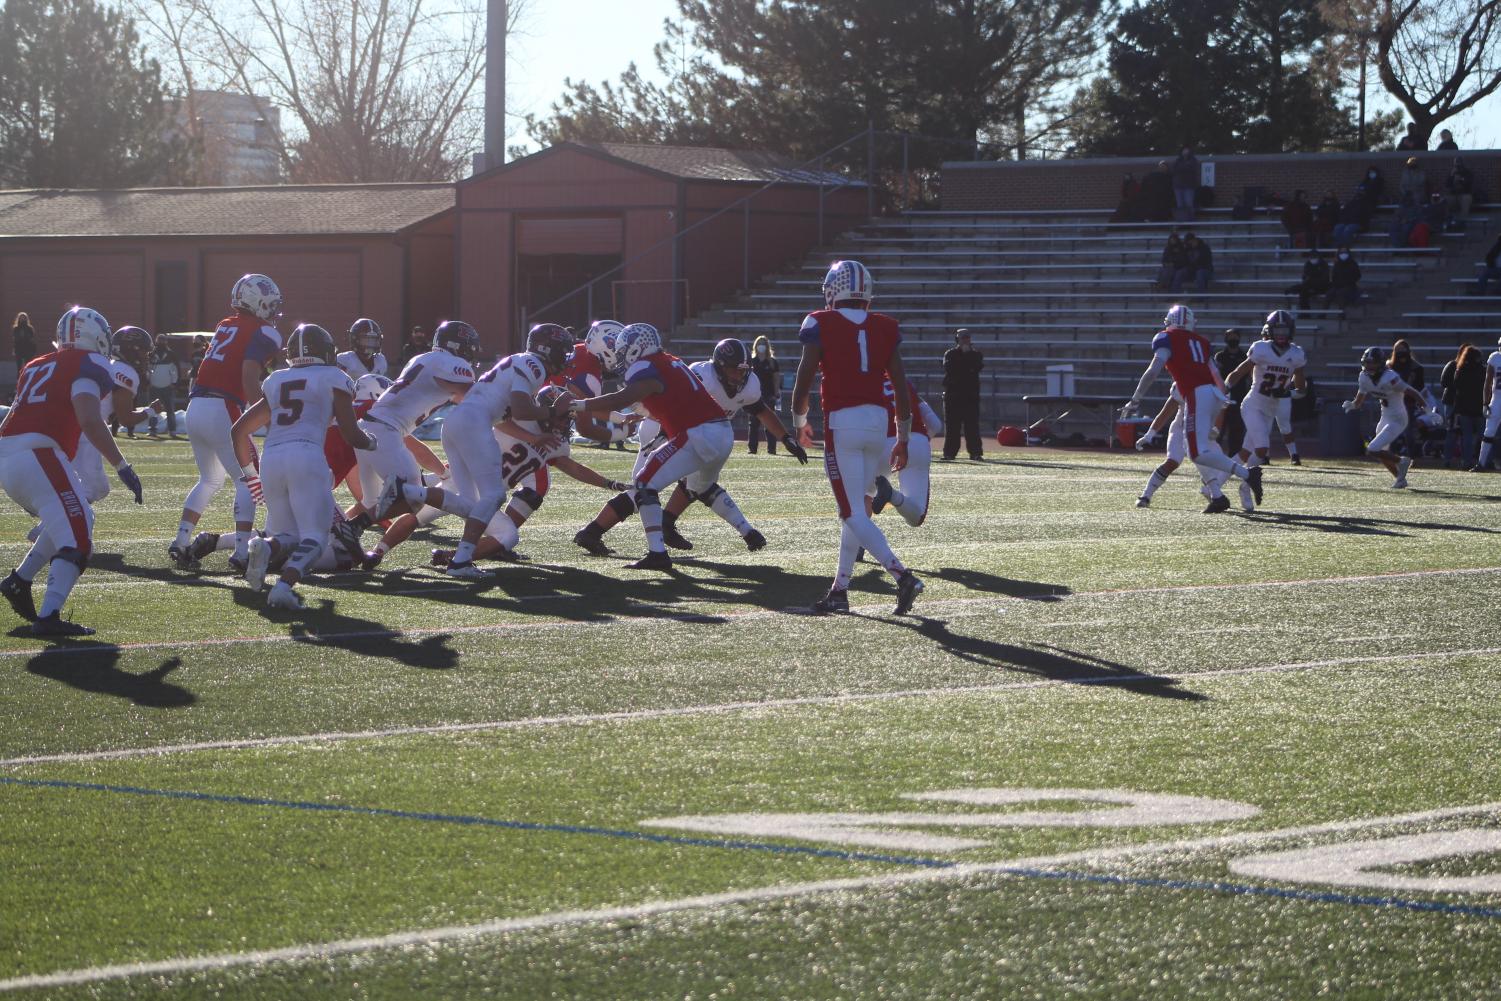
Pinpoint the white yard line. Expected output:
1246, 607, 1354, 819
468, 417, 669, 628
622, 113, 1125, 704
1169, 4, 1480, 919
3, 800, 1496, 993
7, 645, 1501, 768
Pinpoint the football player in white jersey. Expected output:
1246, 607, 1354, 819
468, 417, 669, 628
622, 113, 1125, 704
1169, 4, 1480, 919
348, 319, 476, 538
1344, 346, 1431, 488
336, 318, 389, 380
231, 324, 375, 609
1474, 336, 1501, 471
653, 339, 808, 552
1133, 386, 1232, 510
1224, 310, 1308, 471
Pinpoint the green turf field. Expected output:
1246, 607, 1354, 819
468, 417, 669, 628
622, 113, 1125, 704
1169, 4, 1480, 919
2, 439, 1500, 999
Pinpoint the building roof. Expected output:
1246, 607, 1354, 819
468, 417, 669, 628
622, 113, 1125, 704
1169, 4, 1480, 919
0, 183, 455, 238
520, 142, 862, 187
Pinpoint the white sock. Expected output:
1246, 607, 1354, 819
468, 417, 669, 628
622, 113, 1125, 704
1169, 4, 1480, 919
834, 523, 860, 590
402, 482, 430, 508
708, 489, 752, 536
233, 530, 251, 561
1142, 470, 1168, 499
175, 520, 194, 548
39, 559, 82, 618
452, 541, 477, 565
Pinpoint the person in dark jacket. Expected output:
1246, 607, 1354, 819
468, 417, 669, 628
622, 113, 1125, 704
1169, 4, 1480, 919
1172, 146, 1199, 220
1332, 195, 1366, 247
1172, 231, 1213, 293
1313, 190, 1340, 247
11, 312, 35, 369
1215, 329, 1249, 456
398, 326, 428, 369
1356, 166, 1385, 205
1446, 158, 1474, 221
1396, 122, 1426, 151
1138, 161, 1175, 223
746, 335, 782, 454
1111, 172, 1142, 223
1281, 190, 1314, 248
1155, 231, 1186, 289
1389, 340, 1426, 457
942, 329, 984, 461
1474, 234, 1501, 295
1328, 247, 1363, 309
1286, 251, 1331, 309
1441, 344, 1485, 467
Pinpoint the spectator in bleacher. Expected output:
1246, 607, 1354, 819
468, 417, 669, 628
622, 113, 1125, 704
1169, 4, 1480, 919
1436, 129, 1459, 151
1285, 250, 1331, 310
747, 335, 782, 455
1172, 146, 1200, 220
1171, 231, 1213, 293
1473, 234, 1501, 295
1357, 166, 1385, 205
1111, 171, 1142, 223
1328, 247, 1363, 311
399, 325, 428, 369
941, 329, 984, 461
10, 312, 36, 368
1215, 329, 1248, 456
1332, 193, 1366, 248
1440, 343, 1485, 468
1138, 161, 1174, 222
1389, 340, 1426, 456
1397, 123, 1426, 152
1388, 200, 1422, 248
1398, 157, 1427, 206
1281, 190, 1315, 249
1445, 158, 1474, 222
1154, 231, 1185, 289
1420, 192, 1450, 238
1313, 190, 1340, 248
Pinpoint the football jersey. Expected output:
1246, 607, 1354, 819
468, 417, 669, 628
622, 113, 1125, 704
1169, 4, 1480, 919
262, 364, 357, 449
192, 313, 283, 405
101, 359, 140, 422
1358, 368, 1413, 411
798, 307, 902, 413
457, 352, 550, 427
625, 351, 726, 437
1151, 327, 1218, 393
883, 379, 930, 438
366, 349, 476, 436
0, 349, 116, 459
495, 427, 571, 487
336, 350, 388, 380
550, 342, 604, 398
690, 359, 762, 418
1244, 341, 1307, 408
1488, 351, 1501, 400
324, 398, 377, 486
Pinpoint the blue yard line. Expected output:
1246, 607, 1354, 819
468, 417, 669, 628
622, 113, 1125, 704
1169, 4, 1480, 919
0, 776, 954, 870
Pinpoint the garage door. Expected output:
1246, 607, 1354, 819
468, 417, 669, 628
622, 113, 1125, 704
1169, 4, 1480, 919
203, 250, 361, 330
0, 252, 145, 339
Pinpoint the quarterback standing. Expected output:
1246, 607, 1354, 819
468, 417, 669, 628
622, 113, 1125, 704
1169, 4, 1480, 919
791, 260, 923, 615
336, 318, 389, 380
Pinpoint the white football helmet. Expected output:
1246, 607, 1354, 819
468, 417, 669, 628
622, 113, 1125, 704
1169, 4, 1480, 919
354, 373, 392, 404
821, 260, 874, 309
1163, 304, 1197, 331
55, 306, 112, 354
585, 319, 625, 374
231, 274, 284, 322
616, 323, 662, 370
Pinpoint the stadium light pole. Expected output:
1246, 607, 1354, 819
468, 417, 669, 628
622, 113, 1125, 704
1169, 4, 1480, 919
481, 0, 507, 173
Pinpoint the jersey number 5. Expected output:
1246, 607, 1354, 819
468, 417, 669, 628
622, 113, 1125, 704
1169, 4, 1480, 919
275, 379, 307, 426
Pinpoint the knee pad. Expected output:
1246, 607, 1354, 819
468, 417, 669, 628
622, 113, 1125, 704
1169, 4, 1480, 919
696, 483, 724, 506
53, 546, 89, 571
607, 492, 638, 519
513, 486, 544, 514
634, 487, 661, 510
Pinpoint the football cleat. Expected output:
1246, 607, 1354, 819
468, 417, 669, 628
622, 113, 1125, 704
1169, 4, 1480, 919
168, 543, 193, 569
1203, 495, 1231, 514
1397, 456, 1412, 481
31, 613, 94, 637
1239, 482, 1256, 512
894, 570, 924, 615
429, 548, 454, 568
359, 550, 385, 571
1135, 496, 1151, 508
744, 529, 767, 552
871, 475, 894, 514
244, 536, 272, 591
266, 582, 304, 610
445, 560, 488, 581
187, 532, 222, 566
1247, 465, 1264, 505
1, 571, 37, 622
1290, 455, 1302, 466
813, 588, 850, 614
573, 527, 614, 557
1259, 457, 1274, 466
661, 524, 694, 551
1392, 476, 1409, 489
228, 555, 248, 576
627, 551, 673, 571
372, 477, 410, 523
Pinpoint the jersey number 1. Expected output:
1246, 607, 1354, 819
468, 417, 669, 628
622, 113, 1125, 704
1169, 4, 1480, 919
1188, 338, 1206, 364
857, 330, 869, 373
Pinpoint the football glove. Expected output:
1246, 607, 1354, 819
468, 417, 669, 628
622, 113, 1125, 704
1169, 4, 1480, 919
358, 430, 378, 452
1120, 399, 1141, 419
782, 433, 809, 464
1341, 400, 1358, 413
115, 462, 143, 504
239, 463, 264, 504
1134, 431, 1158, 451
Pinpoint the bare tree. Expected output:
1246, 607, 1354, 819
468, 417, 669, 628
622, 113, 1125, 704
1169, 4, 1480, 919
1372, 0, 1501, 143
135, 0, 526, 182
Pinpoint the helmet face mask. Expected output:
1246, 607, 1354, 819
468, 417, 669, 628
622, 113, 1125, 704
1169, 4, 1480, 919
821, 260, 874, 310
617, 323, 662, 370
433, 320, 481, 363
585, 320, 625, 375
712, 338, 751, 394
111, 325, 153, 373
525, 322, 574, 376
56, 307, 112, 355
349, 318, 382, 359
230, 274, 283, 322
288, 324, 337, 366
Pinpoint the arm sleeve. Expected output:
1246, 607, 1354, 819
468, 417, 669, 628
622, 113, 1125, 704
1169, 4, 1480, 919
797, 315, 820, 345
920, 400, 943, 435
243, 331, 280, 365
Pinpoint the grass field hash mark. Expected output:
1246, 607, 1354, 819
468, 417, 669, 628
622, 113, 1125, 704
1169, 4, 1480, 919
4, 801, 1499, 993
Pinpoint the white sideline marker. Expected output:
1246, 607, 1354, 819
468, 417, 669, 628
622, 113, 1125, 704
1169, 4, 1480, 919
2, 800, 1497, 993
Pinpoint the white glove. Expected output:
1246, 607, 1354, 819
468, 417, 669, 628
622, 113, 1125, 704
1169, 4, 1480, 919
1341, 400, 1358, 413
1135, 431, 1157, 451
1120, 399, 1140, 419
358, 430, 378, 452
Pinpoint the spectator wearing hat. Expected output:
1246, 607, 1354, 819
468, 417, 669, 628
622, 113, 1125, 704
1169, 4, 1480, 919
942, 329, 984, 461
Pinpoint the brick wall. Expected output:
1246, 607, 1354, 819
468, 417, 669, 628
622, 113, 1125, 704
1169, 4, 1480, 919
941, 150, 1501, 211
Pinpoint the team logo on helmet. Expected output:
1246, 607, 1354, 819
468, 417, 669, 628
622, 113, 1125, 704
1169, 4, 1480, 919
526, 323, 574, 375
1163, 304, 1196, 332
288, 324, 337, 366
585, 320, 625, 375
821, 260, 874, 309
230, 274, 283, 322
433, 320, 481, 363
55, 306, 112, 355
617, 323, 662, 370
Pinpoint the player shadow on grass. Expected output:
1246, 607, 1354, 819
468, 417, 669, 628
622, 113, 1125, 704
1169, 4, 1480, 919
24, 651, 196, 707
882, 615, 1207, 702
924, 567, 1073, 601
1238, 510, 1501, 537
226, 587, 460, 671
668, 557, 863, 611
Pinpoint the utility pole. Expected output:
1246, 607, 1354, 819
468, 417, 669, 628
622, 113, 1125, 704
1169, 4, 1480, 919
480, 0, 507, 173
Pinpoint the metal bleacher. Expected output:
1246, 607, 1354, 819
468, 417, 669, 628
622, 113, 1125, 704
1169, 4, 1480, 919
668, 205, 1495, 431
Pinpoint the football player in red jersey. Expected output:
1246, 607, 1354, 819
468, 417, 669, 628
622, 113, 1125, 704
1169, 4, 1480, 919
0, 307, 144, 636
170, 274, 285, 571
550, 320, 634, 446
791, 260, 923, 615
1123, 304, 1263, 514
564, 322, 734, 570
